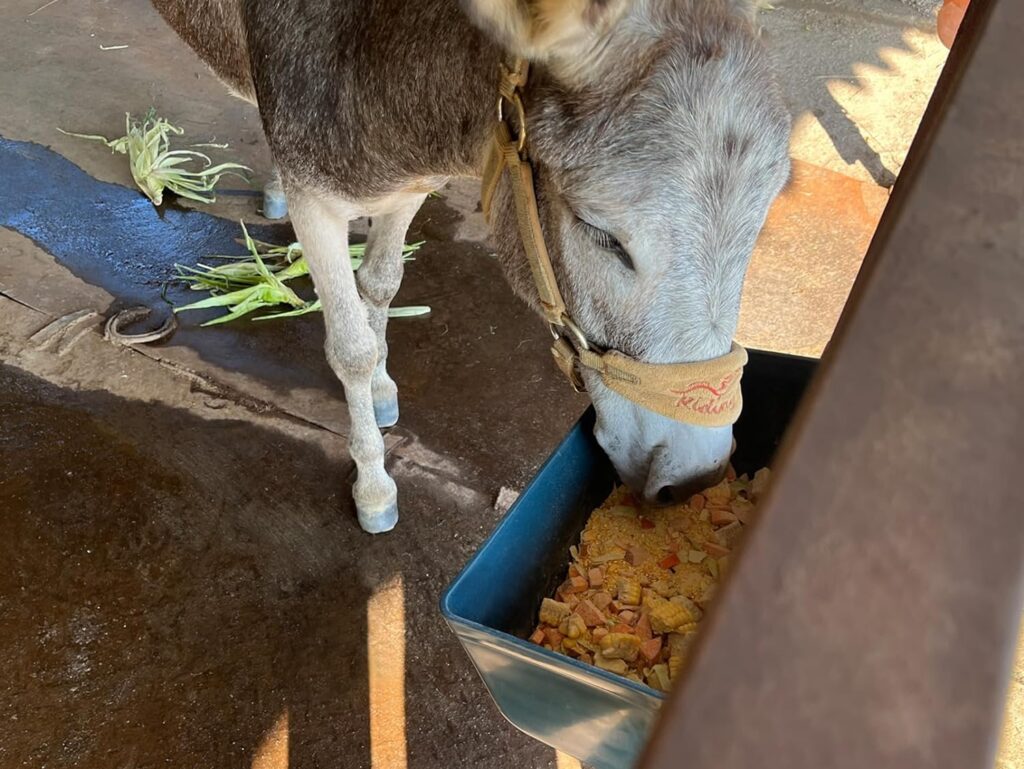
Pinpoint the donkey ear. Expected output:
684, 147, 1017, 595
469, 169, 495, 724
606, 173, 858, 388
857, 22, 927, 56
461, 0, 632, 62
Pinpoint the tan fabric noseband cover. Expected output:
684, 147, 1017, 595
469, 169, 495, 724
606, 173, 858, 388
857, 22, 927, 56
579, 344, 747, 427
481, 60, 748, 428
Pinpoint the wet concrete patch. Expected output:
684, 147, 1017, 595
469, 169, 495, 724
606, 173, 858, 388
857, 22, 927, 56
0, 135, 290, 308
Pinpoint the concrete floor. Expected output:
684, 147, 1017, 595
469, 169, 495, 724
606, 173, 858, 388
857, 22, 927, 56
6, 1, 1018, 768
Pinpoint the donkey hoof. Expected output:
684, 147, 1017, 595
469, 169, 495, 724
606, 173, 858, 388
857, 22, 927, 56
373, 397, 400, 429
262, 188, 288, 220
357, 497, 399, 534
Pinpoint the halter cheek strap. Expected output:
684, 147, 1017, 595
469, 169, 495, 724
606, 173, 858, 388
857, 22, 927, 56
480, 59, 748, 429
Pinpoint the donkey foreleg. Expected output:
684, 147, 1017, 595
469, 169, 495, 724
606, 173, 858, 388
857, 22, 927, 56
288, 192, 398, 533
357, 193, 427, 428
262, 166, 288, 220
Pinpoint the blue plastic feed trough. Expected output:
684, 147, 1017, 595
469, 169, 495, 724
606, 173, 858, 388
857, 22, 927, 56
441, 350, 817, 769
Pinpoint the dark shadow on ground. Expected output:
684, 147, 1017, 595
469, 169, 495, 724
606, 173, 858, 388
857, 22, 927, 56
0, 365, 551, 769
0, 136, 581, 493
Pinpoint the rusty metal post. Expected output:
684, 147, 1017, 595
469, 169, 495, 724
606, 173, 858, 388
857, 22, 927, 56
638, 1, 1024, 767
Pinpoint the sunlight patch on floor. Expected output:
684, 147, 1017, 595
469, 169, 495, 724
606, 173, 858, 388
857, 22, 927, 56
252, 709, 289, 769
368, 574, 408, 769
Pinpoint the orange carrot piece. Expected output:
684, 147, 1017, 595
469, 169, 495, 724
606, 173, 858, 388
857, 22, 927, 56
543, 627, 563, 647
635, 612, 653, 642
570, 575, 589, 592
575, 599, 606, 627
659, 553, 681, 570
640, 637, 663, 663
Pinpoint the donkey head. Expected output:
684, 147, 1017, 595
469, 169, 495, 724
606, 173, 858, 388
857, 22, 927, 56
466, 0, 792, 502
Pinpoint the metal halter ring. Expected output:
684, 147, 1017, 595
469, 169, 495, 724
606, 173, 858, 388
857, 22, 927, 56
496, 92, 528, 153
550, 313, 590, 353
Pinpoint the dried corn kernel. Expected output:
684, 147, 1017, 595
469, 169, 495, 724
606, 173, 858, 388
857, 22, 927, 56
594, 653, 629, 674
600, 633, 641, 662
565, 613, 586, 639
667, 632, 696, 658
668, 595, 702, 623
591, 548, 626, 564
695, 584, 717, 609
640, 588, 662, 609
731, 497, 754, 524
650, 663, 672, 691
649, 600, 691, 634
705, 480, 732, 505
650, 579, 673, 598
716, 521, 743, 548
668, 653, 684, 680
533, 460, 766, 694
539, 598, 571, 626
750, 467, 771, 499
616, 577, 642, 606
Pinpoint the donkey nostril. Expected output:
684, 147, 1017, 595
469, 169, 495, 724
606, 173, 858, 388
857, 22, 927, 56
655, 486, 675, 506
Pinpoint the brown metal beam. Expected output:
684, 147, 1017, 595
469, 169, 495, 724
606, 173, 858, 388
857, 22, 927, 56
638, 1, 1024, 767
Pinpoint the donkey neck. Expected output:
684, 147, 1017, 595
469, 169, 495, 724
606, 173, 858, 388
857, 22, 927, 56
248, 0, 505, 200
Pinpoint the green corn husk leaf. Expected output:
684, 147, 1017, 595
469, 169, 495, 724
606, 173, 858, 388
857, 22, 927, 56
59, 108, 251, 206
173, 223, 429, 325
254, 299, 323, 321
386, 306, 432, 318
254, 300, 430, 322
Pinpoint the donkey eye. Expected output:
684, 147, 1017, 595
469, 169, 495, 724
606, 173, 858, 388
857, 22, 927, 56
577, 218, 635, 271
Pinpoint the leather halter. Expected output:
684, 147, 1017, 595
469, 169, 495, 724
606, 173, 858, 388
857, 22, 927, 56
480, 59, 748, 428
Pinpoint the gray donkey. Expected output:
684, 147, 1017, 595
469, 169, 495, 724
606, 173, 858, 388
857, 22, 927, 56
152, 0, 792, 533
